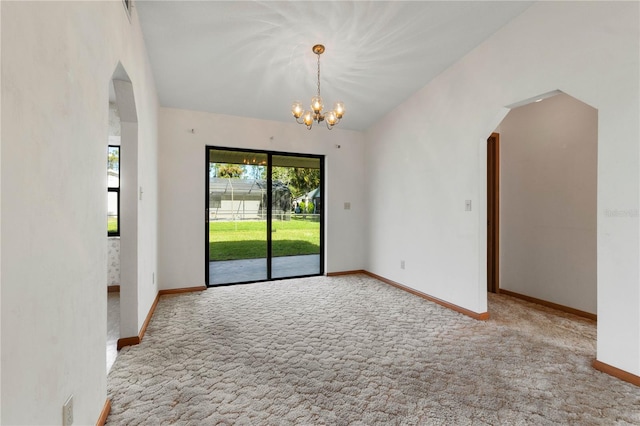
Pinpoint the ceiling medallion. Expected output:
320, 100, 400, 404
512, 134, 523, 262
291, 44, 345, 130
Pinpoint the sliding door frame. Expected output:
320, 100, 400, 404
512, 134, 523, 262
205, 146, 325, 286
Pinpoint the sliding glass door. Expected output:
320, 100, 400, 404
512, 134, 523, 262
271, 155, 322, 278
206, 147, 323, 286
207, 149, 268, 285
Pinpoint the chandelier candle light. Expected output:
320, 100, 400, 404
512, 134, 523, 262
292, 44, 345, 130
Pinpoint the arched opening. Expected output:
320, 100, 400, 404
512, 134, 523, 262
487, 90, 598, 319
107, 63, 139, 363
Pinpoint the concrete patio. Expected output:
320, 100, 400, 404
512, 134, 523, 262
209, 254, 321, 285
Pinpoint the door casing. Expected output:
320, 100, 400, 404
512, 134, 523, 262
487, 133, 500, 293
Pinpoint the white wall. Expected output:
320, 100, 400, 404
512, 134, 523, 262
365, 2, 639, 375
1, 2, 159, 424
0, 1, 3, 419
119, 117, 140, 339
158, 108, 366, 289
499, 93, 597, 314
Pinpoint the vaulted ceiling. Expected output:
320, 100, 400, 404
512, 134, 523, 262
136, 1, 534, 131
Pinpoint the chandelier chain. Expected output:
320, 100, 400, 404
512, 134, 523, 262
316, 53, 321, 98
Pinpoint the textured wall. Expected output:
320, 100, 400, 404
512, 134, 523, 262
365, 1, 639, 375
1, 2, 159, 424
109, 102, 121, 138
158, 108, 367, 289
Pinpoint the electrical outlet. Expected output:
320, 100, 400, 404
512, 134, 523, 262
400, 260, 405, 269
344, 202, 351, 210
63, 395, 73, 426
465, 200, 472, 211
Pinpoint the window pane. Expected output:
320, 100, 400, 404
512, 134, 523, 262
208, 149, 268, 285
108, 191, 119, 235
271, 155, 321, 278
108, 146, 119, 188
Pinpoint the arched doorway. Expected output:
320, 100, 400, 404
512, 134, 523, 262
108, 63, 140, 361
487, 90, 597, 319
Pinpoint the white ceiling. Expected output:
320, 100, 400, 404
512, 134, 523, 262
136, 1, 534, 131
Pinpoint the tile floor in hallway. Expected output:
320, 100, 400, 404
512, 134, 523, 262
107, 292, 120, 373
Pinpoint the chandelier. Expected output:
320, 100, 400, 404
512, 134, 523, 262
291, 44, 345, 130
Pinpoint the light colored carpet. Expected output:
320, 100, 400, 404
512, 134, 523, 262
107, 274, 640, 425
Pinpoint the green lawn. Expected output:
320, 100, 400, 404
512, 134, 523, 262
209, 219, 320, 261
108, 217, 118, 234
